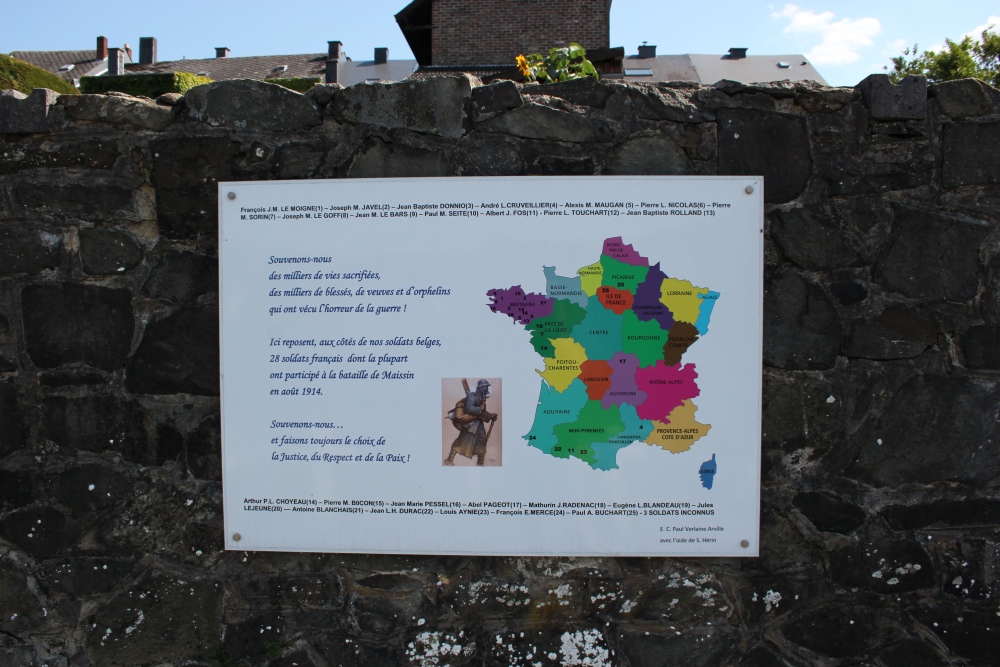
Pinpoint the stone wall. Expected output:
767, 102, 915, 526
1, 73, 999, 666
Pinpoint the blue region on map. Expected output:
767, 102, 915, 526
699, 453, 717, 490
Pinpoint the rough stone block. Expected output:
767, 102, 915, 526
477, 102, 613, 142
606, 131, 689, 174
22, 284, 133, 371
347, 137, 455, 178
0, 138, 120, 174
931, 78, 1000, 119
781, 602, 886, 658
185, 79, 322, 131
332, 75, 477, 139
912, 604, 998, 663
125, 307, 220, 395
848, 373, 1000, 486
718, 108, 812, 203
0, 506, 79, 558
523, 77, 613, 108
0, 566, 49, 635
942, 121, 1000, 187
141, 249, 217, 303
307, 82, 343, 107
0, 380, 27, 459
881, 498, 1000, 530
84, 576, 223, 665
795, 84, 858, 113
842, 306, 938, 360
770, 207, 862, 271
52, 462, 132, 512
616, 627, 735, 667
628, 84, 710, 122
792, 491, 866, 534
960, 324, 1000, 369
763, 272, 841, 370
44, 557, 136, 597
472, 80, 523, 115
857, 74, 927, 120
58, 93, 177, 131
151, 137, 241, 239
41, 394, 145, 458
14, 180, 138, 221
79, 229, 142, 275
875, 204, 988, 301
830, 539, 934, 593
187, 414, 222, 480
0, 226, 61, 277
0, 88, 63, 133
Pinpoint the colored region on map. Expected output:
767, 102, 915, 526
489, 237, 719, 470
699, 454, 718, 490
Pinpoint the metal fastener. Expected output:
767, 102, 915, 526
740, 539, 750, 548
744, 185, 754, 194
232, 533, 242, 542
227, 191, 236, 200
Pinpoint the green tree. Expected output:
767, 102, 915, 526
887, 27, 1000, 87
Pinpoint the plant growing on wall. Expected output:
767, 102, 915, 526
516, 43, 599, 83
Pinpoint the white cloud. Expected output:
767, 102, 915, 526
964, 15, 1000, 40
772, 4, 882, 66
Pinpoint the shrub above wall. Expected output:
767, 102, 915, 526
79, 72, 212, 97
0, 54, 78, 95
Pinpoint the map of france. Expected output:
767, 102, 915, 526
488, 237, 719, 472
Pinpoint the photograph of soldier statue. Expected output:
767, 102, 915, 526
443, 378, 502, 466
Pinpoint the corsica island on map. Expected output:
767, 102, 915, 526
487, 237, 720, 472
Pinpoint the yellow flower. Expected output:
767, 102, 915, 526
516, 54, 530, 76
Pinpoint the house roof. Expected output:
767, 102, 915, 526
9, 50, 108, 83
612, 53, 826, 86
125, 53, 417, 87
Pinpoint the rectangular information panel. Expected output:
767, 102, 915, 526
219, 176, 763, 556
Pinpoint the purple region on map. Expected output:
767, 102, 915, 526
487, 285, 554, 325
603, 236, 649, 266
601, 352, 648, 410
632, 262, 675, 330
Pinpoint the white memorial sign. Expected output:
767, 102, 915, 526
219, 176, 763, 556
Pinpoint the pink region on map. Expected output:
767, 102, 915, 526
487, 285, 554, 325
602, 236, 649, 266
634, 362, 701, 422
601, 352, 648, 410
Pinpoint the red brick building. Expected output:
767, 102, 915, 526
397, 0, 613, 67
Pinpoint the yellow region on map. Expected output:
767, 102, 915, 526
645, 400, 712, 453
536, 338, 588, 392
659, 278, 709, 324
577, 261, 604, 297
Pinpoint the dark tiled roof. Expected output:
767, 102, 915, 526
9, 50, 107, 82
125, 53, 417, 87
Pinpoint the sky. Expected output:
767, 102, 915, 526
2, 1, 998, 87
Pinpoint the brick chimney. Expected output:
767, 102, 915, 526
108, 47, 124, 75
96, 36, 108, 60
216, 47, 230, 58
139, 37, 157, 65
124, 43, 133, 61
325, 41, 342, 84
374, 47, 388, 64
637, 43, 656, 59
